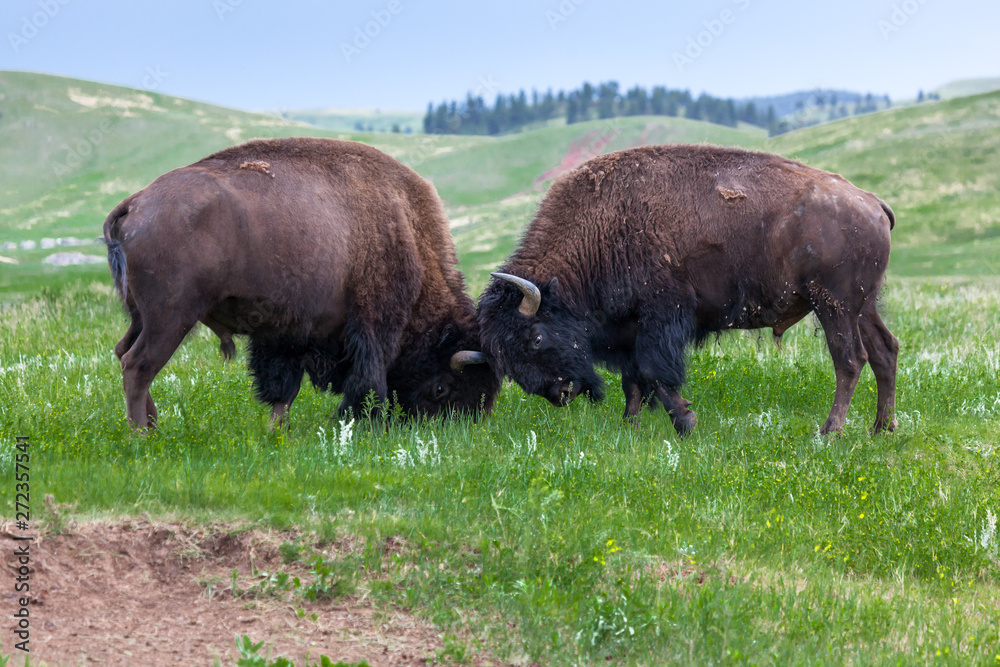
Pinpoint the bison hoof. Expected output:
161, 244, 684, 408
670, 408, 697, 437
870, 417, 898, 435
623, 409, 642, 426
819, 421, 844, 436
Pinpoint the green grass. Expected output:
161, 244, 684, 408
2, 72, 1000, 664
1, 278, 998, 664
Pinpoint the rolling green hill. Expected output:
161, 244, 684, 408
931, 77, 1000, 100
262, 107, 425, 133
768, 91, 1000, 276
0, 71, 484, 298
2, 70, 999, 299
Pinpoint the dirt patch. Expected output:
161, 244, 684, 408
1, 521, 506, 666
533, 128, 623, 187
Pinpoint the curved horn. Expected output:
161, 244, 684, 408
450, 350, 486, 371
491, 272, 541, 317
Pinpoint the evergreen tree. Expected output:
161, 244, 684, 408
651, 86, 666, 115
540, 88, 557, 120
423, 102, 434, 134
566, 94, 579, 125
579, 82, 595, 120
597, 81, 619, 119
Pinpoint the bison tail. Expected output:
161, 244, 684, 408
101, 198, 131, 301
877, 197, 895, 231
105, 240, 127, 301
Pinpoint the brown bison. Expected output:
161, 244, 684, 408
103, 137, 496, 428
478, 144, 898, 436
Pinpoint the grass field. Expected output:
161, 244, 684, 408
1, 72, 999, 665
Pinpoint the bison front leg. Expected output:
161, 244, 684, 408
859, 303, 899, 433
635, 301, 698, 435
247, 337, 305, 429
622, 375, 645, 423
654, 383, 698, 436
621, 374, 661, 424
338, 321, 390, 419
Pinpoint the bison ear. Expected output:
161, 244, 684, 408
548, 277, 560, 296
438, 323, 456, 348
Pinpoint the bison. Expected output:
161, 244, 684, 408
103, 137, 497, 428
478, 144, 898, 436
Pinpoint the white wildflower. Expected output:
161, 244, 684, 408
980, 509, 997, 553
510, 430, 538, 459
394, 447, 414, 468
414, 433, 440, 466
0, 441, 13, 472
664, 440, 679, 471
753, 410, 774, 429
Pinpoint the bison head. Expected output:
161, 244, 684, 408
387, 319, 499, 419
478, 272, 604, 406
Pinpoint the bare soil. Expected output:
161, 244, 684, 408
1, 520, 507, 666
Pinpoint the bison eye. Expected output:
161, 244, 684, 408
435, 383, 447, 398
532, 334, 543, 350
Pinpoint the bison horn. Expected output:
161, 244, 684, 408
491, 272, 541, 317
450, 350, 486, 371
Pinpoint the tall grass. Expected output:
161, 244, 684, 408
1, 278, 997, 663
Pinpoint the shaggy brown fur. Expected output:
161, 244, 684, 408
479, 144, 898, 436
103, 137, 497, 428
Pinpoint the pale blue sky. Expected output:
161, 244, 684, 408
2, 0, 997, 111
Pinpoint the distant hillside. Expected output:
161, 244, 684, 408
2, 70, 999, 298
419, 116, 766, 207
743, 89, 868, 118
930, 77, 1000, 100
768, 90, 1000, 275
0, 71, 478, 297
263, 107, 424, 134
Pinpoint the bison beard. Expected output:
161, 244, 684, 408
478, 144, 898, 436
103, 137, 497, 428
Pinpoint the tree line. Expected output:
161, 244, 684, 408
423, 81, 892, 137
423, 81, 768, 136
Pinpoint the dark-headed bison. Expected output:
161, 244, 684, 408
478, 144, 898, 436
103, 137, 497, 428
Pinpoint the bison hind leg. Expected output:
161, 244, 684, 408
859, 302, 898, 433
115, 305, 143, 361
247, 336, 305, 426
119, 312, 196, 429
814, 306, 868, 435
